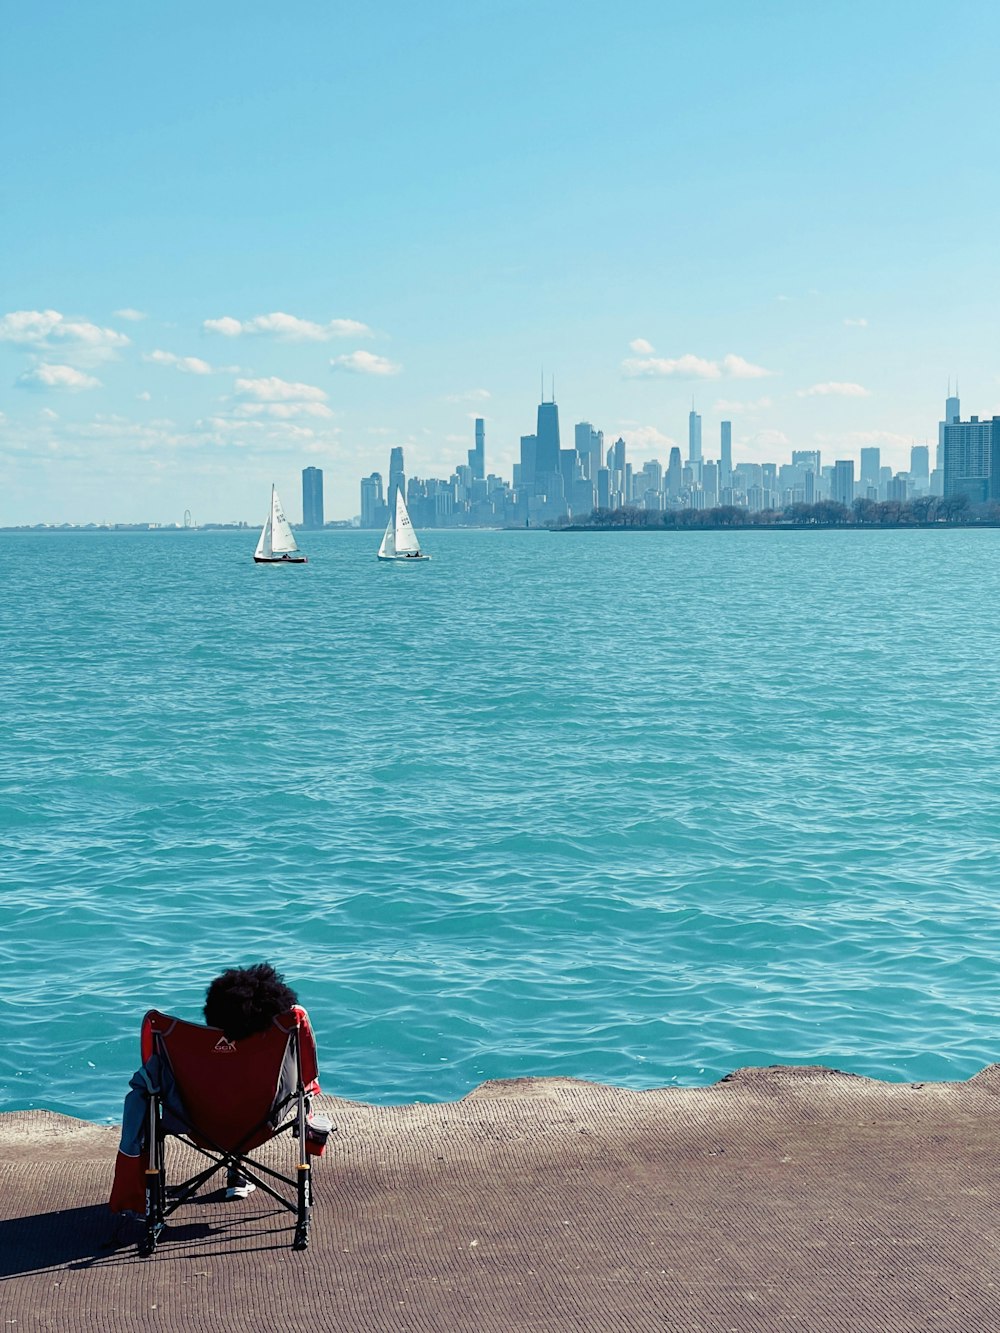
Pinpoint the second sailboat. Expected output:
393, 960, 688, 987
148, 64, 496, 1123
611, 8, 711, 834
378, 492, 430, 562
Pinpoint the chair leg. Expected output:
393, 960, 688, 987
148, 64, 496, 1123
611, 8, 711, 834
139, 1097, 166, 1257
158, 1133, 167, 1221
140, 1166, 162, 1256
293, 1162, 310, 1250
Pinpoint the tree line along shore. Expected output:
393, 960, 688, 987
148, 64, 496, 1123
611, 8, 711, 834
558, 495, 999, 531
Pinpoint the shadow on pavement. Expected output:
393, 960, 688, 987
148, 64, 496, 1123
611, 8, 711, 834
0, 1205, 137, 1278
0, 1203, 304, 1278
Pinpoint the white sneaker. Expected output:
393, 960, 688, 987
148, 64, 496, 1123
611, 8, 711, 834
225, 1180, 256, 1200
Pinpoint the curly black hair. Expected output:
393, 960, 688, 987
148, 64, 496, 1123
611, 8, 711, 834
203, 962, 299, 1042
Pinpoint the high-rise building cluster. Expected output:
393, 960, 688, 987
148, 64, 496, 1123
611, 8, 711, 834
937, 387, 1000, 504
353, 390, 962, 529
360, 415, 533, 530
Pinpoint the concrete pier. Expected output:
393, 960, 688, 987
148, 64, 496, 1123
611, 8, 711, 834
3, 1065, 999, 1331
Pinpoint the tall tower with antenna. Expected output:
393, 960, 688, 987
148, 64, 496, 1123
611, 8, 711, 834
938, 381, 961, 475
468, 418, 485, 481
535, 379, 561, 475
688, 402, 702, 464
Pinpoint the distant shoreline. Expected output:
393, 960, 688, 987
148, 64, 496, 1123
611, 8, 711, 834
6, 519, 1000, 536
558, 520, 1000, 533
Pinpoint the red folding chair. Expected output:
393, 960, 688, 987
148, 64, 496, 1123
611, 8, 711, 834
138, 1005, 324, 1256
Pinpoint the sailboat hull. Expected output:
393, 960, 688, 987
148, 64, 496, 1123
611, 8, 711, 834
377, 553, 431, 562
254, 555, 308, 564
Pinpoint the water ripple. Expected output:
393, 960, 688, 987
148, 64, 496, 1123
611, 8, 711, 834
2, 527, 1000, 1119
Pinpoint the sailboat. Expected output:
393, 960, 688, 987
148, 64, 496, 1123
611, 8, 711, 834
378, 492, 430, 562
253, 485, 308, 564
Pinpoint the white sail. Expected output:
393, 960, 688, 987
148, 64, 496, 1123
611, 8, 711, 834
269, 487, 299, 554
254, 511, 272, 559
378, 515, 395, 558
393, 492, 421, 556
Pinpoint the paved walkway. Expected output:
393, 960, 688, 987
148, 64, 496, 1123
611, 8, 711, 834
2, 1065, 999, 1331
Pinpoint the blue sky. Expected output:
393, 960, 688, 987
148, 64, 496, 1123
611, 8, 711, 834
3, 0, 999, 523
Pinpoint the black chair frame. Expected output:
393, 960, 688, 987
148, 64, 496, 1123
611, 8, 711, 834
140, 1039, 313, 1256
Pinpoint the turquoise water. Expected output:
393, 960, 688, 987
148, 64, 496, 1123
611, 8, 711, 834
2, 526, 999, 1122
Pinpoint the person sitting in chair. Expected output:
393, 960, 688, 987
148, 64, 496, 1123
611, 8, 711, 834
201, 963, 299, 1196
110, 961, 309, 1211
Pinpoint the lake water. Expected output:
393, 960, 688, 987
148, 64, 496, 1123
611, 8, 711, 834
2, 526, 999, 1122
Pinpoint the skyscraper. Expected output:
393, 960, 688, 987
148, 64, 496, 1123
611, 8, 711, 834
559, 447, 580, 497
302, 466, 324, 529
360, 472, 385, 528
832, 459, 855, 508
519, 434, 537, 488
909, 445, 930, 492
938, 386, 961, 473
792, 450, 821, 473
388, 447, 405, 510
859, 447, 881, 491
636, 459, 663, 496
575, 422, 603, 480
468, 419, 485, 481
688, 408, 702, 464
607, 437, 626, 502
666, 446, 682, 497
702, 460, 719, 506
942, 414, 1000, 503
719, 421, 732, 489
535, 398, 561, 475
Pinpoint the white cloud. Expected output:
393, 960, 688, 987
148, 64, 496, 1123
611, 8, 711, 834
615, 424, 678, 452
230, 376, 334, 419
39, 407, 60, 420
622, 352, 774, 380
0, 309, 130, 359
200, 414, 343, 454
330, 350, 401, 376
748, 429, 790, 448
145, 350, 215, 374
629, 338, 655, 354
236, 401, 334, 420
203, 316, 243, 337
204, 312, 372, 340
235, 375, 328, 403
17, 363, 101, 390
114, 308, 147, 322
443, 388, 491, 402
0, 407, 354, 494
800, 381, 871, 398
843, 317, 868, 327
623, 354, 722, 380
713, 396, 773, 412
722, 354, 773, 379
136, 391, 152, 401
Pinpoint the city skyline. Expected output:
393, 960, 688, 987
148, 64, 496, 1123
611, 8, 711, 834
4, 2, 1000, 524
1, 383, 989, 529
350, 386, 974, 533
